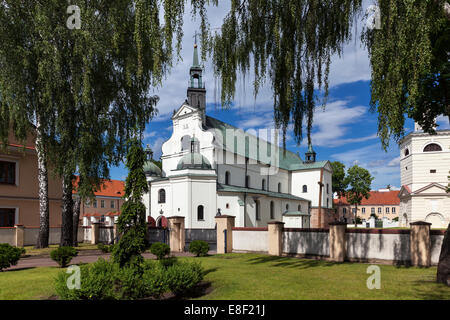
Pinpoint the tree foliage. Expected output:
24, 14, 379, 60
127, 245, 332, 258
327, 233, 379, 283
362, 0, 450, 149
344, 164, 373, 226
330, 161, 347, 198
112, 137, 149, 267
209, 0, 362, 146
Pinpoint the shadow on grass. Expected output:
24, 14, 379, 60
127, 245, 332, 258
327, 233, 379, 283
410, 280, 450, 300
2, 266, 36, 272
245, 255, 340, 269
203, 267, 219, 276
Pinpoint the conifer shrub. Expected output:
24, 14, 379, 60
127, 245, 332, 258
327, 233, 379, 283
50, 246, 78, 268
189, 240, 209, 257
0, 243, 25, 271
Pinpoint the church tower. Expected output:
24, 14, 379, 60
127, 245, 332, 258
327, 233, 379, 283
304, 143, 317, 163
187, 37, 206, 124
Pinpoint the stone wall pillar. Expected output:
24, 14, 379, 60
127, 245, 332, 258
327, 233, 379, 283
410, 221, 431, 267
15, 225, 24, 248
329, 222, 347, 262
113, 222, 119, 244
268, 221, 284, 256
91, 222, 100, 245
168, 216, 185, 252
216, 215, 235, 254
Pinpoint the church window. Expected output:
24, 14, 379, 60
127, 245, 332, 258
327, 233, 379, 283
225, 171, 230, 185
158, 189, 166, 204
270, 201, 274, 219
181, 135, 191, 151
197, 205, 204, 221
430, 169, 436, 173
286, 204, 289, 211
255, 200, 260, 220
278, 183, 281, 193
246, 175, 250, 188
226, 203, 230, 209
302, 185, 307, 193
262, 179, 266, 190
326, 184, 329, 194
327, 198, 329, 208
404, 148, 409, 156
298, 204, 301, 211
423, 143, 442, 152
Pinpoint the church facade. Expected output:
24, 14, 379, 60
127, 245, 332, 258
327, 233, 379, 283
142, 44, 334, 229
398, 123, 450, 228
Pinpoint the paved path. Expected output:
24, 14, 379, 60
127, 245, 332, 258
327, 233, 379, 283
7, 250, 217, 270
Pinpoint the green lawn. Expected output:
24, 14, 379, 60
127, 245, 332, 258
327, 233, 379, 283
0, 253, 449, 300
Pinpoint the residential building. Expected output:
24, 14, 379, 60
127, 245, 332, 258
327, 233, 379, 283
333, 189, 400, 223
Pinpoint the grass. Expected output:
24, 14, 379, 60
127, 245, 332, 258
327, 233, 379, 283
0, 253, 449, 300
23, 243, 99, 257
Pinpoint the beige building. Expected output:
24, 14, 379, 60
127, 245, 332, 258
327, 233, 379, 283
0, 130, 62, 227
398, 123, 450, 228
334, 189, 400, 223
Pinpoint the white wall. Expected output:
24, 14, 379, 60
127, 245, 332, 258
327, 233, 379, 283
233, 230, 268, 252
283, 231, 329, 256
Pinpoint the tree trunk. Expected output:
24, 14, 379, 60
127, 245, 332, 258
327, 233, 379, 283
60, 173, 74, 247
354, 204, 358, 228
437, 223, 450, 286
35, 115, 50, 249
72, 197, 81, 247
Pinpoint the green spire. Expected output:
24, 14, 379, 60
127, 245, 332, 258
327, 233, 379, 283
192, 42, 200, 67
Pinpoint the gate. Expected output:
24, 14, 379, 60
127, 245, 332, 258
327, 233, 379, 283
185, 228, 217, 253
147, 227, 169, 245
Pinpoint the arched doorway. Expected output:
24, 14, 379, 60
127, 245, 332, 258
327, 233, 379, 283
156, 215, 168, 228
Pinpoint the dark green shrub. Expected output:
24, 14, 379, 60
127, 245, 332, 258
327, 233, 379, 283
50, 246, 78, 268
150, 242, 170, 260
189, 240, 209, 257
0, 243, 25, 271
159, 256, 178, 269
164, 261, 204, 296
97, 243, 115, 253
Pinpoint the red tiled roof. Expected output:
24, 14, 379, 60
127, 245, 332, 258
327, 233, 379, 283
72, 177, 125, 198
333, 190, 400, 206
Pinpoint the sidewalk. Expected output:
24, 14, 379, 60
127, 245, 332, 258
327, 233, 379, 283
8, 250, 216, 270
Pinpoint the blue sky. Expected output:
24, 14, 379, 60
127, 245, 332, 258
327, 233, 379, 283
109, 1, 449, 191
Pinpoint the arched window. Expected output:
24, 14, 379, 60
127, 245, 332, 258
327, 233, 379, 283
302, 185, 307, 193
245, 175, 250, 188
197, 205, 204, 221
270, 201, 274, 219
286, 204, 289, 211
225, 171, 230, 185
158, 189, 166, 203
278, 183, 281, 193
298, 204, 301, 211
423, 143, 442, 152
255, 200, 260, 221
181, 135, 191, 151
262, 179, 266, 190
404, 148, 409, 156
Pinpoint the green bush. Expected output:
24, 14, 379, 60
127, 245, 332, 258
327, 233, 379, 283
0, 243, 25, 271
55, 258, 204, 300
392, 217, 399, 222
97, 243, 115, 253
150, 242, 170, 260
189, 240, 209, 257
164, 261, 204, 296
50, 247, 78, 268
159, 256, 178, 269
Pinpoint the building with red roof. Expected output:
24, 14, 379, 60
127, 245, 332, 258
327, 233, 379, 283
72, 177, 125, 226
333, 188, 400, 223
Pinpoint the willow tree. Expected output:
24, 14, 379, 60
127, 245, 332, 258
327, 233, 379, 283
209, 0, 362, 146
0, 0, 214, 247
362, 0, 450, 149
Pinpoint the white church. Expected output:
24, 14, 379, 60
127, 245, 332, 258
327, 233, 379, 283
142, 43, 334, 229
398, 122, 450, 228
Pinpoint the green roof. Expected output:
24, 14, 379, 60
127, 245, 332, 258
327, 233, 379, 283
205, 116, 328, 171
283, 211, 310, 217
143, 160, 162, 177
177, 152, 212, 170
217, 183, 310, 202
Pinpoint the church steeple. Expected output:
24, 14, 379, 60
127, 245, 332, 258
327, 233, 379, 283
187, 33, 206, 124
304, 143, 316, 163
